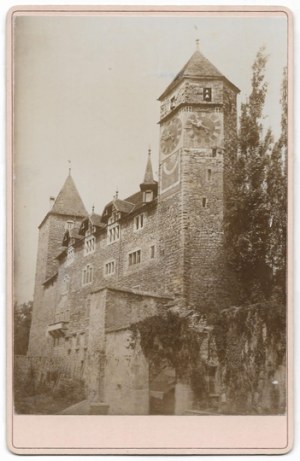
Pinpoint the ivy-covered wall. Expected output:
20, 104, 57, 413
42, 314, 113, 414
213, 302, 286, 414
131, 301, 286, 415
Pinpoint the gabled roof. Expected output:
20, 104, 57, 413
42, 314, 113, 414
50, 175, 88, 217
113, 199, 135, 214
62, 227, 83, 246
159, 50, 239, 100
89, 213, 103, 228
79, 213, 105, 235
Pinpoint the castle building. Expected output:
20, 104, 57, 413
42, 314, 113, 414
27, 46, 240, 414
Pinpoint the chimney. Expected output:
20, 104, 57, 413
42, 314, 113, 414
49, 196, 55, 209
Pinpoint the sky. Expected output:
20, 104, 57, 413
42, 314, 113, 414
13, 11, 288, 303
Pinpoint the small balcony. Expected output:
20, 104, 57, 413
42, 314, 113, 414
47, 321, 69, 338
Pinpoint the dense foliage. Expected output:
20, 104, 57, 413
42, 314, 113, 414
225, 48, 287, 303
14, 301, 33, 355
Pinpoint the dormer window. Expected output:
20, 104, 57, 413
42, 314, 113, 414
108, 211, 121, 225
65, 220, 74, 230
203, 88, 212, 102
84, 235, 96, 256
143, 190, 153, 203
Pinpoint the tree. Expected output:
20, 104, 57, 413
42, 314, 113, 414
226, 47, 274, 302
14, 301, 33, 355
266, 67, 288, 302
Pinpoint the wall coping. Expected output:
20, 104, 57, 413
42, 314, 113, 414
91, 285, 174, 301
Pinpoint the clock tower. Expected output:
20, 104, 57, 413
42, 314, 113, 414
158, 45, 240, 311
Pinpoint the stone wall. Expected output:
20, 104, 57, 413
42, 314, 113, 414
104, 329, 149, 415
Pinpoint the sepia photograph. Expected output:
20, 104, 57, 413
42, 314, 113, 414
10, 6, 289, 424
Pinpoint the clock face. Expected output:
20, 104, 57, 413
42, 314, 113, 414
160, 117, 182, 157
185, 113, 222, 146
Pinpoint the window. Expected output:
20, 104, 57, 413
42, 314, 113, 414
82, 264, 93, 286
150, 245, 155, 259
105, 260, 115, 276
212, 148, 217, 158
202, 197, 207, 208
129, 249, 141, 266
84, 235, 96, 255
143, 190, 153, 203
107, 223, 120, 244
65, 220, 74, 230
108, 211, 121, 225
134, 213, 145, 231
207, 169, 212, 181
203, 88, 212, 102
86, 298, 91, 318
66, 245, 74, 266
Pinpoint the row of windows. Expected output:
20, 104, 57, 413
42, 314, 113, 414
66, 213, 148, 265
63, 245, 157, 290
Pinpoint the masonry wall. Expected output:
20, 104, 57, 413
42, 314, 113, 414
104, 330, 149, 415
28, 214, 83, 356
102, 289, 171, 414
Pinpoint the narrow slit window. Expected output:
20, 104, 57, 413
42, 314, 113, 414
207, 169, 212, 181
150, 245, 155, 259
202, 197, 207, 208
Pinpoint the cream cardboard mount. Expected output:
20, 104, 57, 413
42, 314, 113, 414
7, 5, 293, 455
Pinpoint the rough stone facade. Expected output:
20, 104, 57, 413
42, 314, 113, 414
20, 47, 285, 415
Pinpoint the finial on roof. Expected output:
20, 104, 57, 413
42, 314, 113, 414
148, 147, 151, 157
68, 159, 72, 176
113, 187, 119, 200
92, 204, 95, 213
196, 38, 200, 51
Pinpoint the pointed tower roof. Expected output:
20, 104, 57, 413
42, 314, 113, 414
142, 149, 156, 185
51, 174, 87, 217
159, 49, 239, 100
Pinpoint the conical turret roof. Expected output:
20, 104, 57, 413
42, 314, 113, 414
142, 149, 156, 185
159, 49, 239, 100
51, 174, 87, 217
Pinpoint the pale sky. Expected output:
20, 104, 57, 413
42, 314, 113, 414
13, 12, 288, 303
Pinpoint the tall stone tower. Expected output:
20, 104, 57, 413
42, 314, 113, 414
158, 45, 240, 311
28, 174, 87, 355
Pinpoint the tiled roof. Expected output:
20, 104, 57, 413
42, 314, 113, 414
113, 199, 135, 214
51, 175, 88, 217
68, 228, 83, 240
89, 213, 104, 228
125, 191, 143, 206
159, 50, 239, 100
